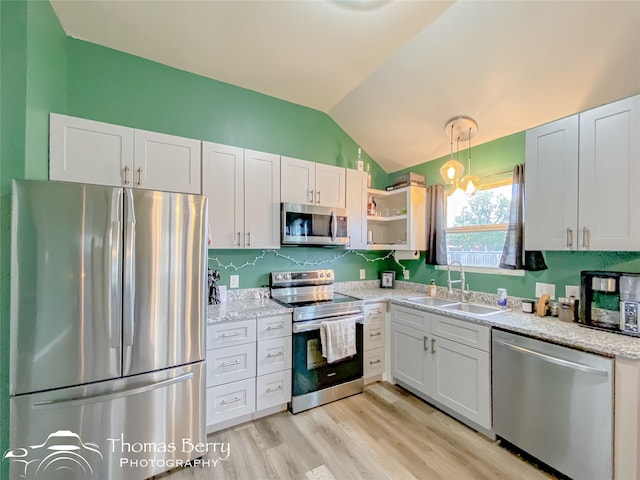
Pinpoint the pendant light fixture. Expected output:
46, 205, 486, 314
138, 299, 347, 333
459, 124, 481, 195
439, 120, 465, 186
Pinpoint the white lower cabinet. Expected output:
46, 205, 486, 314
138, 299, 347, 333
206, 378, 256, 426
390, 305, 492, 433
363, 302, 387, 383
206, 314, 292, 432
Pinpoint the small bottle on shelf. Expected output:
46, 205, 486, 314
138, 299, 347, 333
367, 194, 377, 216
357, 147, 364, 172
366, 163, 372, 188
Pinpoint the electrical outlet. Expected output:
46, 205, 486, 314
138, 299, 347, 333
565, 285, 580, 299
403, 269, 410, 280
359, 269, 366, 280
535, 282, 556, 300
230, 275, 239, 289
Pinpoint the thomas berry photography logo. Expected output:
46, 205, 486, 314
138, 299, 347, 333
3, 430, 103, 479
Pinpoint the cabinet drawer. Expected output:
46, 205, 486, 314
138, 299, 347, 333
206, 378, 256, 426
257, 314, 292, 341
206, 343, 256, 386
364, 347, 385, 378
364, 319, 385, 350
256, 369, 291, 410
391, 305, 430, 331
365, 302, 386, 323
257, 337, 292, 376
207, 319, 256, 350
431, 314, 490, 351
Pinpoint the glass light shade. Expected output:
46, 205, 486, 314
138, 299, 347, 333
459, 174, 481, 195
439, 160, 465, 184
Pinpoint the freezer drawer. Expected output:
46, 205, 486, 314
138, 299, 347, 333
492, 330, 613, 480
8, 363, 205, 480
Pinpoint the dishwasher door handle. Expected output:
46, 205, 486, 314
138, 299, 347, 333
494, 339, 609, 376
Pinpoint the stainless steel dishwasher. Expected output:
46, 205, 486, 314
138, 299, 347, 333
492, 330, 613, 480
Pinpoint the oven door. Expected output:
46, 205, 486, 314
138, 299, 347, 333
292, 314, 364, 397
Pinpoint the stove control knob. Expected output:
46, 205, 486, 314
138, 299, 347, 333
284, 273, 291, 280
275, 274, 281, 281
326, 271, 332, 278
319, 272, 324, 278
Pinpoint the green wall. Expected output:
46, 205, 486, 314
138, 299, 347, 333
0, 0, 68, 472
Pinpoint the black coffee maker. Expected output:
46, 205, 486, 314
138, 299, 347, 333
579, 271, 623, 332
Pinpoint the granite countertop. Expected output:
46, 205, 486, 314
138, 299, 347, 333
206, 282, 640, 360
207, 298, 291, 325
337, 284, 640, 360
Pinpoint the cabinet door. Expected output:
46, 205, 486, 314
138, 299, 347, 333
579, 95, 640, 250
281, 156, 314, 205
49, 113, 134, 187
244, 150, 281, 248
133, 129, 201, 194
525, 116, 579, 250
315, 163, 346, 208
390, 322, 429, 392
346, 169, 368, 250
431, 336, 491, 430
202, 142, 244, 248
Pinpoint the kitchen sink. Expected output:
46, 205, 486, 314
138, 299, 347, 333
406, 296, 458, 307
441, 302, 504, 316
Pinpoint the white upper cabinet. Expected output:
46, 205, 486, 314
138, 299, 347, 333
133, 129, 201, 194
202, 142, 244, 249
578, 96, 640, 250
243, 149, 281, 249
50, 113, 134, 187
49, 113, 202, 194
346, 169, 368, 250
525, 94, 640, 251
281, 156, 345, 208
202, 142, 280, 249
525, 115, 579, 250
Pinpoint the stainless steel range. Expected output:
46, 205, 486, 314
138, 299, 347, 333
270, 269, 364, 413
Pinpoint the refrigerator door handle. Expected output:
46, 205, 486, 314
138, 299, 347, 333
105, 220, 121, 348
124, 189, 136, 348
32, 372, 194, 409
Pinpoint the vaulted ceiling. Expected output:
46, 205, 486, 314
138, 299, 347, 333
51, 0, 640, 172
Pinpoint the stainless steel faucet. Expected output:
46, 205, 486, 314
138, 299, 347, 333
447, 261, 470, 302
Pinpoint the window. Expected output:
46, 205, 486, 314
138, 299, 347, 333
445, 180, 512, 268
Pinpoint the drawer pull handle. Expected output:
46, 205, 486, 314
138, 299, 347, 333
266, 385, 283, 393
220, 396, 242, 405
220, 359, 242, 367
369, 310, 381, 316
369, 359, 382, 365
266, 351, 284, 358
266, 325, 284, 331
221, 331, 244, 338
369, 331, 382, 337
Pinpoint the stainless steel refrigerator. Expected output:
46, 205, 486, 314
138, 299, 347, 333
8, 179, 207, 480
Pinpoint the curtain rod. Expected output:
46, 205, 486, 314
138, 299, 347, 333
483, 168, 513, 178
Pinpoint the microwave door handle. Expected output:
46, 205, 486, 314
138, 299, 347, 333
331, 210, 337, 242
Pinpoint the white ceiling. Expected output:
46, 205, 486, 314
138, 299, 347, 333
50, 0, 640, 173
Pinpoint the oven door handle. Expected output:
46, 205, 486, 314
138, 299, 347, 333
292, 314, 365, 333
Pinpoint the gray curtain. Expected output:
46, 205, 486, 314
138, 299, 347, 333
499, 164, 547, 271
425, 184, 448, 265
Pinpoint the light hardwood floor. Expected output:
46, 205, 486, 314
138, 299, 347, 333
161, 382, 553, 480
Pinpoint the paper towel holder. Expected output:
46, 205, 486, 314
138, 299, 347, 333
394, 250, 420, 261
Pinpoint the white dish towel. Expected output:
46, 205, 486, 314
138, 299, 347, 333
320, 317, 356, 363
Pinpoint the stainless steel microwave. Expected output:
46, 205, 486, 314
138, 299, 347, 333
281, 203, 349, 246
